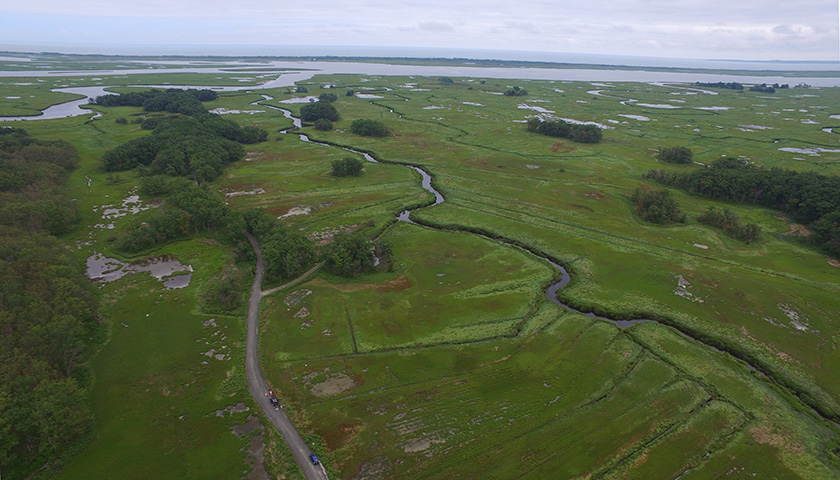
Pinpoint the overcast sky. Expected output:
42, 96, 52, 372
0, 1, 838, 62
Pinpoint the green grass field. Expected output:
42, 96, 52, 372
4, 59, 839, 479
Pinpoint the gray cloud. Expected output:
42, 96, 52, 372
0, 0, 836, 61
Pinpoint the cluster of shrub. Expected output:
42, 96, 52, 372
630, 188, 686, 224
504, 85, 528, 96
349, 119, 389, 137
526, 117, 603, 144
749, 83, 788, 93
332, 156, 364, 177
0, 128, 100, 477
101, 114, 266, 183
658, 146, 694, 164
697, 206, 761, 243
694, 82, 745, 90
693, 82, 789, 93
645, 157, 840, 255
93, 88, 219, 116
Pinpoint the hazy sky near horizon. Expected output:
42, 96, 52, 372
0, 0, 838, 61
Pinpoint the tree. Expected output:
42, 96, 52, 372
349, 119, 389, 137
299, 101, 340, 122
504, 86, 528, 96
319, 92, 338, 103
332, 156, 364, 177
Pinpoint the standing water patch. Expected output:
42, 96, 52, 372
86, 252, 193, 289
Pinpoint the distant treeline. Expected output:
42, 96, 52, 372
645, 158, 840, 255
693, 82, 789, 93
527, 117, 603, 143
0, 128, 100, 478
93, 88, 219, 116
694, 82, 744, 90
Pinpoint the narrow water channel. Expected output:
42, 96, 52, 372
266, 98, 840, 427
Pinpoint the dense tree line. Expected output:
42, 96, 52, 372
697, 206, 761, 243
0, 128, 80, 234
630, 188, 686, 224
526, 117, 603, 144
93, 88, 218, 116
658, 146, 693, 164
693, 82, 744, 90
0, 128, 100, 478
101, 115, 266, 183
350, 119, 389, 137
645, 158, 840, 255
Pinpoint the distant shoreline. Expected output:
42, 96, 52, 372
0, 49, 837, 77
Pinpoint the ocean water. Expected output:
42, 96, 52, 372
1, 43, 836, 72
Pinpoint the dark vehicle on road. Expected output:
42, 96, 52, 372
309, 453, 320, 465
266, 390, 281, 410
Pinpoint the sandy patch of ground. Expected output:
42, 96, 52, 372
284, 289, 312, 308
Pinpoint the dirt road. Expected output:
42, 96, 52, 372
244, 232, 328, 480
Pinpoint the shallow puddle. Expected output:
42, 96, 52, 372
86, 252, 193, 289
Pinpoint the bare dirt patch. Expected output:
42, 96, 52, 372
304, 369, 358, 397
782, 223, 811, 237
350, 456, 391, 480
309, 274, 412, 293
550, 141, 576, 153
322, 422, 362, 449
827, 257, 840, 268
